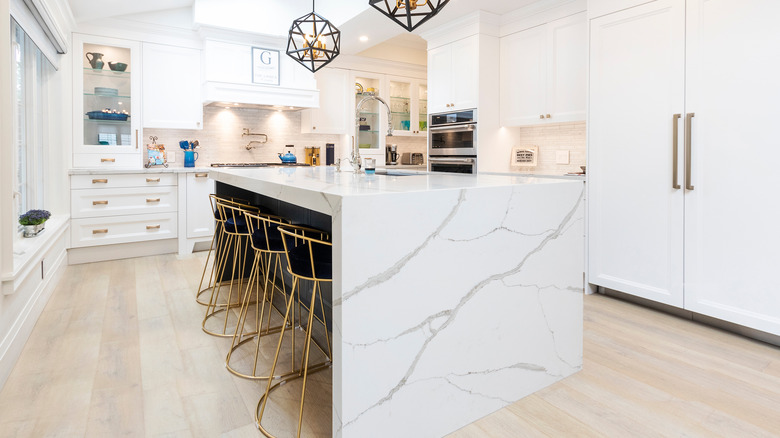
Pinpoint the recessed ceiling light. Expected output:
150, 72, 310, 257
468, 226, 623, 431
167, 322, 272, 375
359, 36, 369, 42
233, 103, 239, 106
289, 106, 295, 109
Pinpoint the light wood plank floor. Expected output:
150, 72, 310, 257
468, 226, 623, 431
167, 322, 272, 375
1, 252, 780, 437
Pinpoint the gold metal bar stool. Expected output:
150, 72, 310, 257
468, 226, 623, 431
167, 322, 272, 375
195, 195, 257, 306
226, 211, 297, 379
256, 225, 333, 438
202, 201, 256, 337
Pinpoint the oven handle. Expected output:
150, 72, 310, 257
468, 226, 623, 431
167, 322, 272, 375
429, 157, 476, 164
429, 124, 476, 133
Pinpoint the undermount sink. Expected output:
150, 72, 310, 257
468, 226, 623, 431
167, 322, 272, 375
372, 169, 419, 177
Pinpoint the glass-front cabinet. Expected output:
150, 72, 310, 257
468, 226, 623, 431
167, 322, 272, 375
73, 34, 142, 168
353, 72, 386, 163
388, 76, 427, 137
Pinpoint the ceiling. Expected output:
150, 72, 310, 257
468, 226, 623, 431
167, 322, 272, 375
69, 0, 547, 55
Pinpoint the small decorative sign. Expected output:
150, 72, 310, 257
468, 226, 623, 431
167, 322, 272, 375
252, 47, 280, 85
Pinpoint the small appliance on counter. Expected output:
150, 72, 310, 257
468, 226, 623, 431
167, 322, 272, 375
386, 144, 400, 165
278, 145, 297, 164
326, 143, 335, 165
304, 147, 321, 166
401, 152, 425, 165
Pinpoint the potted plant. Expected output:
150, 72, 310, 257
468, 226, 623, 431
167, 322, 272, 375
19, 209, 51, 237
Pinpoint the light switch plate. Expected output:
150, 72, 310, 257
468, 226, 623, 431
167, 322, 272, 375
556, 150, 570, 165
168, 151, 175, 163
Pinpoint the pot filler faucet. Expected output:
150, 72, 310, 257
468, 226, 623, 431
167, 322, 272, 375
353, 94, 393, 172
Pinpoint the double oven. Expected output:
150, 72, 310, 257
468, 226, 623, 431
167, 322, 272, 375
428, 109, 477, 174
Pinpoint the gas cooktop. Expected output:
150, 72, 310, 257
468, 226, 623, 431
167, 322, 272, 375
210, 162, 312, 168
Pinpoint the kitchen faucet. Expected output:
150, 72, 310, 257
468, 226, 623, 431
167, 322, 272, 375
353, 95, 393, 172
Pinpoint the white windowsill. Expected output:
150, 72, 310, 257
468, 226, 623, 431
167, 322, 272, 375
1, 215, 70, 294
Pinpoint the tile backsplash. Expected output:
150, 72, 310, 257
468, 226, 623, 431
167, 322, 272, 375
145, 106, 427, 166
499, 121, 586, 175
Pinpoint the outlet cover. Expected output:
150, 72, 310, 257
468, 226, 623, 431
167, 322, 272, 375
556, 150, 570, 165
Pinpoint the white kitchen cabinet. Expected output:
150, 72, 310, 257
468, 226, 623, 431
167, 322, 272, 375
427, 35, 479, 113
184, 172, 215, 238
73, 34, 142, 167
386, 76, 427, 136
142, 43, 203, 130
589, 0, 780, 335
301, 68, 349, 134
70, 172, 177, 248
353, 71, 387, 165
500, 12, 586, 126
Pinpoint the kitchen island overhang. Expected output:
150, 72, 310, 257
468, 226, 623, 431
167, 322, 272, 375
210, 167, 585, 438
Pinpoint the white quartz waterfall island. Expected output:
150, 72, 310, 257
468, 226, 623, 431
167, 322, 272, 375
209, 167, 585, 438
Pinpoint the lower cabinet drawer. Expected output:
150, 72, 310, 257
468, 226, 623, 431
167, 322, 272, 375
71, 186, 177, 218
71, 173, 177, 189
71, 212, 178, 247
73, 153, 142, 169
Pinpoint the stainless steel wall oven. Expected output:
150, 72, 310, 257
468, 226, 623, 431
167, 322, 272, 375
428, 109, 477, 173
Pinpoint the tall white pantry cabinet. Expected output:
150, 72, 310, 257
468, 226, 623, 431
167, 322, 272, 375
588, 0, 780, 336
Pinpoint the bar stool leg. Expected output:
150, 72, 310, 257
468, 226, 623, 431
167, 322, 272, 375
195, 220, 221, 305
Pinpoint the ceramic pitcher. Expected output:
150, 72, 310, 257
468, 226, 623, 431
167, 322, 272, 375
85, 52, 104, 69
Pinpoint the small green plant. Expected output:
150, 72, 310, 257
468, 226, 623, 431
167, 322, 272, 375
19, 209, 51, 226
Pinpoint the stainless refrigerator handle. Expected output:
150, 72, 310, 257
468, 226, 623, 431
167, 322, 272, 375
685, 113, 695, 190
672, 114, 681, 189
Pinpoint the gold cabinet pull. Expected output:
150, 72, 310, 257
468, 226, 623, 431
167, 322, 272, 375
93, 200, 108, 205
92, 229, 108, 234
195, 173, 208, 178
135, 129, 139, 149
685, 112, 695, 190
92, 178, 108, 184
100, 158, 116, 163
146, 224, 161, 230
545, 114, 551, 119
146, 178, 160, 183
146, 198, 161, 203
672, 114, 681, 189
539, 114, 544, 119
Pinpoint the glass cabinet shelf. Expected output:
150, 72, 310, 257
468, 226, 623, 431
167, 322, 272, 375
83, 93, 131, 99
83, 68, 131, 77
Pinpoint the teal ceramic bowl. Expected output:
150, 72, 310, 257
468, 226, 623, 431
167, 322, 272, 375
108, 62, 128, 72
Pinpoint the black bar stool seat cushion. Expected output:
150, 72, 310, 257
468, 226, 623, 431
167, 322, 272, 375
225, 217, 248, 234
287, 244, 332, 280
251, 226, 285, 252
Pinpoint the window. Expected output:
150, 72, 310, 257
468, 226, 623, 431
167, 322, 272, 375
12, 19, 53, 229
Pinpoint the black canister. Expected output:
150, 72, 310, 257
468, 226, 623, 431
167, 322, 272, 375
326, 143, 335, 165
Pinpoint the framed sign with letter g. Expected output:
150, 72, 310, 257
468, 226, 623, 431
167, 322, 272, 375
252, 47, 280, 85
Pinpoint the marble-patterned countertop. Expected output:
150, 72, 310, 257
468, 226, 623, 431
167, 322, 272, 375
68, 167, 212, 175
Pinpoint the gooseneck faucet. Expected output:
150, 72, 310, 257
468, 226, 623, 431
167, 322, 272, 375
353, 95, 393, 172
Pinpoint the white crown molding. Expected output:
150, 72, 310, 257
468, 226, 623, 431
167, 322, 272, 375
326, 54, 426, 79
196, 25, 287, 47
419, 10, 501, 50
74, 16, 202, 49
500, 0, 586, 37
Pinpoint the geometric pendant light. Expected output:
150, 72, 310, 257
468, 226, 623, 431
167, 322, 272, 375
368, 0, 451, 32
286, 0, 341, 73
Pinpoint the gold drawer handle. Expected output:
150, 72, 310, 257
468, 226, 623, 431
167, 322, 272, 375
146, 224, 161, 230
146, 178, 160, 183
146, 198, 161, 203
93, 200, 108, 205
92, 229, 108, 234
92, 178, 108, 184
195, 173, 208, 178
100, 158, 115, 163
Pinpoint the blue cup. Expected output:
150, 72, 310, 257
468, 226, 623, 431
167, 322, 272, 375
184, 150, 199, 167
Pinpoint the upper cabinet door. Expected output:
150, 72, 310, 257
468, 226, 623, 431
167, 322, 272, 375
588, 0, 686, 307
683, 0, 780, 334
428, 44, 452, 114
301, 68, 349, 135
500, 13, 586, 127
449, 35, 479, 111
73, 34, 142, 165
142, 43, 203, 130
546, 12, 587, 123
500, 25, 548, 126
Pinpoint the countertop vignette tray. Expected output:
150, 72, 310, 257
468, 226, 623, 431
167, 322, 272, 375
86, 111, 130, 121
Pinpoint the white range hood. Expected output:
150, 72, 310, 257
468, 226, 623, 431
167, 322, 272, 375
201, 38, 320, 109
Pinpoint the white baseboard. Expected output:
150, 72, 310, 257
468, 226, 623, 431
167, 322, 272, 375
0, 246, 67, 390
67, 238, 177, 265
